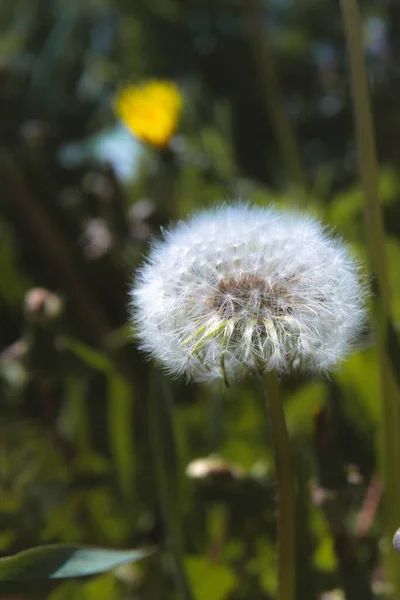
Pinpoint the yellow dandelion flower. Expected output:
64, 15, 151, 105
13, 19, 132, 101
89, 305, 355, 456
114, 80, 182, 148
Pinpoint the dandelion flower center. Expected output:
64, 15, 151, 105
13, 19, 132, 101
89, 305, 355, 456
212, 274, 294, 319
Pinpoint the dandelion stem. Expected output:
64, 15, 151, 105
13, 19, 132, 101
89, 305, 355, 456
339, 0, 400, 594
209, 389, 224, 454
261, 371, 295, 600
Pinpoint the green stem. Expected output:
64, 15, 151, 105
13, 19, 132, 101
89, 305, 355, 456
339, 1, 400, 595
262, 372, 295, 600
245, 0, 307, 196
209, 387, 225, 454
149, 370, 194, 600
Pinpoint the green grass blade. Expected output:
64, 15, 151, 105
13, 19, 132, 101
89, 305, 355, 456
107, 374, 136, 503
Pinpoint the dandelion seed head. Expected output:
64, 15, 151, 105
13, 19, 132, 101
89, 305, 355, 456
131, 204, 367, 382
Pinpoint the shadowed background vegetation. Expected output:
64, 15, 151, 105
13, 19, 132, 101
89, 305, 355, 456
1, 0, 400, 598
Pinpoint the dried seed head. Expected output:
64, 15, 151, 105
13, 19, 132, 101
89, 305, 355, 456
131, 204, 367, 383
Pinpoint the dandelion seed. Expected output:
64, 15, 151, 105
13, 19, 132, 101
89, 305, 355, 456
114, 80, 182, 148
131, 204, 367, 382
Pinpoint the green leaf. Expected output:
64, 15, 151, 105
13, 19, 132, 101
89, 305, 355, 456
48, 573, 121, 600
60, 337, 114, 374
185, 556, 235, 600
0, 544, 154, 581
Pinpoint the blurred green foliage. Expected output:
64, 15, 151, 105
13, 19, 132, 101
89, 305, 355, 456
1, 0, 400, 598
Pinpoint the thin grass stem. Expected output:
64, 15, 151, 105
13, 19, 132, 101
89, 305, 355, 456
149, 370, 194, 600
245, 0, 307, 197
339, 1, 400, 595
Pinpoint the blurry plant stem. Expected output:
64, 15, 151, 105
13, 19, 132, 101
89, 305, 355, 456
339, 0, 400, 595
207, 357, 228, 453
209, 387, 225, 454
149, 370, 194, 600
261, 371, 295, 600
160, 147, 180, 220
245, 0, 307, 197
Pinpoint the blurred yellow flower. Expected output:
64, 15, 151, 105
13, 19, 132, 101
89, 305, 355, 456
114, 80, 182, 148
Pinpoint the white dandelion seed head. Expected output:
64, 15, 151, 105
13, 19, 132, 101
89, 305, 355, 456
131, 204, 367, 383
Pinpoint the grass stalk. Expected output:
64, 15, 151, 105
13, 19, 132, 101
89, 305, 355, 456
245, 0, 307, 196
149, 370, 194, 600
339, 0, 400, 595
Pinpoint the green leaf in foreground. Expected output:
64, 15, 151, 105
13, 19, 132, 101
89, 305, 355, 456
0, 544, 154, 581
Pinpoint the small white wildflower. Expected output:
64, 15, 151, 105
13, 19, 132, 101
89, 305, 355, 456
131, 204, 366, 382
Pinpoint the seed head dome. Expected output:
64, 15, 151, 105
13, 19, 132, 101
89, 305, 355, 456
131, 204, 366, 382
